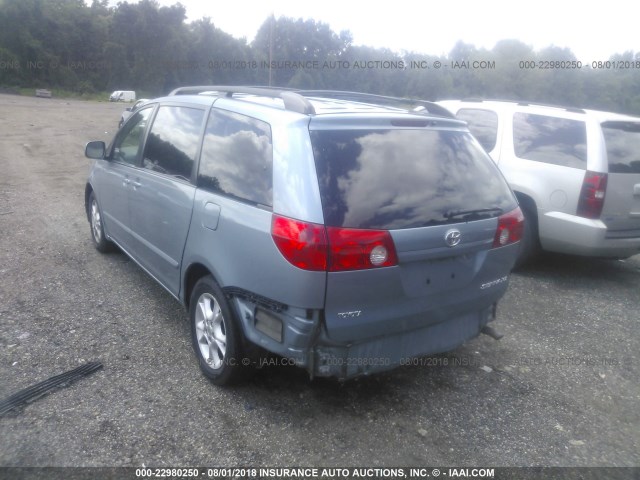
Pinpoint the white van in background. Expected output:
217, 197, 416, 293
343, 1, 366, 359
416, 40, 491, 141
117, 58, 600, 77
109, 90, 136, 102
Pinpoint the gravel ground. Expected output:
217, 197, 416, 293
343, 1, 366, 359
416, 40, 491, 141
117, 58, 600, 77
0, 93, 638, 469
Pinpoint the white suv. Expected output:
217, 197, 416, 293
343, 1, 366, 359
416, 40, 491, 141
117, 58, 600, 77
438, 100, 640, 265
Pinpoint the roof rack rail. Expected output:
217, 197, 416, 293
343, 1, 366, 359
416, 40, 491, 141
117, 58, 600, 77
458, 98, 586, 114
168, 85, 316, 115
297, 90, 454, 118
168, 86, 454, 118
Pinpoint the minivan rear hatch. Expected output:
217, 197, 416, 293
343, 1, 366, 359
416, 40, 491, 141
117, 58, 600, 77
601, 121, 640, 235
309, 119, 519, 342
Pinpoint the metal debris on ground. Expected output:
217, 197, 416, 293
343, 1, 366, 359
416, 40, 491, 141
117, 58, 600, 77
0, 361, 103, 417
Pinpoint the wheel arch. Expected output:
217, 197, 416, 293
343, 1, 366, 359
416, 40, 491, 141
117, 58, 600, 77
514, 190, 538, 226
513, 190, 541, 268
84, 183, 94, 222
183, 262, 215, 310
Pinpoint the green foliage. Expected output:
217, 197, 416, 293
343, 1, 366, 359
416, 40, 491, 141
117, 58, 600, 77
0, 0, 639, 115
252, 15, 351, 87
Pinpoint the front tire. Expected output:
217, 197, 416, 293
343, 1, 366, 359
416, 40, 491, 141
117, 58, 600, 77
88, 192, 113, 253
190, 276, 245, 385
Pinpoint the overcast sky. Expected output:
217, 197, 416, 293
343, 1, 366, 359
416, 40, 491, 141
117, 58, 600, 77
145, 0, 636, 61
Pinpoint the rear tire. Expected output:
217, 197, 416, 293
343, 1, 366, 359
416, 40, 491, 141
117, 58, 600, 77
190, 276, 246, 385
514, 205, 539, 269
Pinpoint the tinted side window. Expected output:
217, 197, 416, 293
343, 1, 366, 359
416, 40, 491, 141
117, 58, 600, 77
198, 109, 273, 207
513, 113, 587, 168
112, 107, 152, 165
602, 121, 640, 174
142, 106, 205, 180
456, 108, 499, 152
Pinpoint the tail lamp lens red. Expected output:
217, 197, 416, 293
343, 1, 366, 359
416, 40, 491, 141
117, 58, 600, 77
271, 215, 398, 272
271, 215, 328, 271
577, 171, 607, 219
326, 226, 398, 271
493, 207, 525, 248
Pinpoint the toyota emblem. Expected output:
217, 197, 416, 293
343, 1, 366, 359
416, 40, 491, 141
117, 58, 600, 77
444, 229, 462, 247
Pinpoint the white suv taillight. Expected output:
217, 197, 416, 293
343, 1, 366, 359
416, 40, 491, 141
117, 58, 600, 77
492, 207, 525, 248
577, 171, 608, 219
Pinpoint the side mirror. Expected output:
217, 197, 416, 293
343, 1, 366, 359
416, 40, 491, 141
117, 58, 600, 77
85, 141, 106, 159
125, 107, 132, 112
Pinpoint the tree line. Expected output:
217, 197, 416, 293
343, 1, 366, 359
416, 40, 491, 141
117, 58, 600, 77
1, 0, 639, 115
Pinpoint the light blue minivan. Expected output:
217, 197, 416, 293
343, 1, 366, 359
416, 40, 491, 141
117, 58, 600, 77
85, 87, 523, 384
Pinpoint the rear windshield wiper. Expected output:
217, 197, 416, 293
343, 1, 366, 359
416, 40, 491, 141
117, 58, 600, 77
444, 207, 503, 220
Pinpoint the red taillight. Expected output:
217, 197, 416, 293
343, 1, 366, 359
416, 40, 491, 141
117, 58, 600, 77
271, 215, 398, 271
271, 215, 328, 271
577, 171, 607, 219
492, 207, 525, 248
326, 227, 398, 272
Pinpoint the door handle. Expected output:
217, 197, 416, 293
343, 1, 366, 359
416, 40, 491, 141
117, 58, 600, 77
122, 178, 130, 186
132, 180, 142, 189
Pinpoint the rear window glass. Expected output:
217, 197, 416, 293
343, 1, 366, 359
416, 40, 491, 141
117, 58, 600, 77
602, 121, 640, 174
310, 129, 516, 229
513, 113, 587, 168
456, 108, 499, 152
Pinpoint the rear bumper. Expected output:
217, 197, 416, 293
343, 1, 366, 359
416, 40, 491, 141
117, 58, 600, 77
312, 304, 496, 380
539, 211, 640, 258
232, 294, 498, 380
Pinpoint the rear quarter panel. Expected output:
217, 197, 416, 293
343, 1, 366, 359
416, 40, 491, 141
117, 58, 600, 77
181, 191, 326, 309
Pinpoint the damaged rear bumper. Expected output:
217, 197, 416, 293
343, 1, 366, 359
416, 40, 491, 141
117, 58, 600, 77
231, 291, 497, 380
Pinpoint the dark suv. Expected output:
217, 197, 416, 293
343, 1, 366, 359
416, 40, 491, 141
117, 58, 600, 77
85, 87, 523, 384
